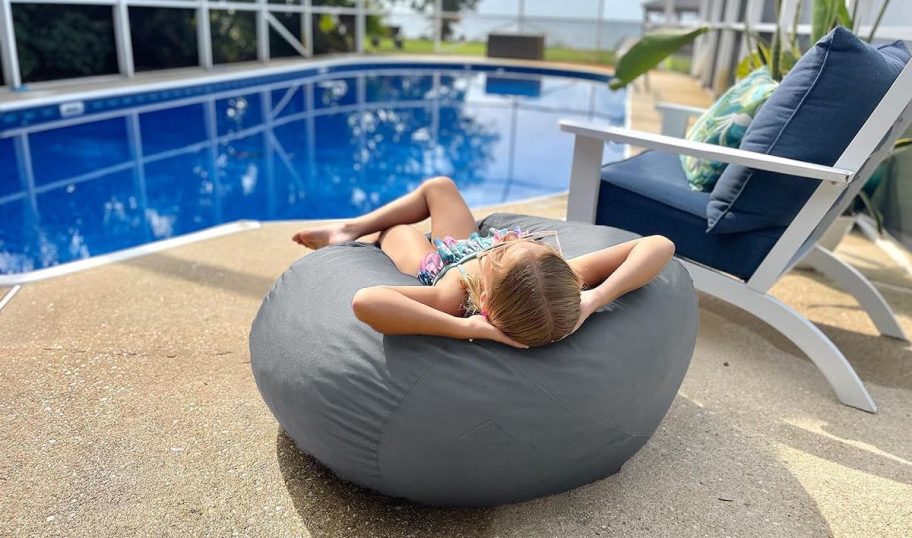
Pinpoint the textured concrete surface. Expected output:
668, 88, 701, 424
3, 71, 911, 536
3, 200, 912, 537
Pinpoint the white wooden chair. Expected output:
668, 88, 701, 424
560, 60, 912, 412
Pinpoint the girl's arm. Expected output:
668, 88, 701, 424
568, 235, 676, 329
351, 285, 528, 348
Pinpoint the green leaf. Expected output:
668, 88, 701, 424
736, 52, 764, 79
746, 31, 771, 50
855, 191, 884, 235
771, 0, 783, 80
756, 39, 772, 65
319, 14, 336, 33
780, 48, 799, 75
812, 0, 839, 42
790, 0, 805, 52
609, 27, 709, 90
836, 1, 853, 28
893, 137, 912, 154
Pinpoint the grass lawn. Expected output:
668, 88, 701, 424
365, 38, 616, 67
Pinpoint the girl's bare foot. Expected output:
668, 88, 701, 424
292, 222, 361, 249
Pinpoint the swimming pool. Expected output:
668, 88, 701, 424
0, 58, 626, 276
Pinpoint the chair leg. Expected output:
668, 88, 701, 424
803, 245, 908, 341
684, 262, 878, 412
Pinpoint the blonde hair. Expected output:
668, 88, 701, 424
461, 245, 583, 347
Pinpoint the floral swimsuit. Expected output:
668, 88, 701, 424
417, 226, 523, 286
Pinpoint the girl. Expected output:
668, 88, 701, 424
293, 177, 675, 348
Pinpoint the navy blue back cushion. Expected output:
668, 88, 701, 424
706, 27, 910, 234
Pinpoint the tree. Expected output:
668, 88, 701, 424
399, 0, 480, 41
13, 4, 118, 83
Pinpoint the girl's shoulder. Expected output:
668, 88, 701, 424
432, 270, 470, 316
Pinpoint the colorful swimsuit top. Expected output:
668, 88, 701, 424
417, 226, 524, 286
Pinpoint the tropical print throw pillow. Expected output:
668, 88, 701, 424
682, 67, 778, 191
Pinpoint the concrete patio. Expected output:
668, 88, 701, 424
2, 71, 911, 537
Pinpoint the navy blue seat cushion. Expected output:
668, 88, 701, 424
599, 151, 782, 279
598, 150, 709, 218
707, 27, 911, 234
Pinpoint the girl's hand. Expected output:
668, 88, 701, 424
572, 289, 602, 334
463, 315, 529, 349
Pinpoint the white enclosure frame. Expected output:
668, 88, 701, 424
560, 60, 912, 413
0, 0, 635, 91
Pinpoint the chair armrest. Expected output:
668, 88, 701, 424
655, 102, 707, 137
656, 102, 707, 117
559, 120, 854, 183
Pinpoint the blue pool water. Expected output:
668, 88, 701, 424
0, 61, 625, 275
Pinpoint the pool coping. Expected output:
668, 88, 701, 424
0, 189, 577, 286
0, 55, 615, 117
0, 220, 261, 286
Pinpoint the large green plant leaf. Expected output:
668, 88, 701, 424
835, 1, 853, 27
812, 0, 839, 42
609, 27, 709, 90
736, 52, 765, 79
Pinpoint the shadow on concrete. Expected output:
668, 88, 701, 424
123, 252, 276, 300
698, 293, 912, 392
836, 251, 892, 270
777, 418, 912, 486
274, 394, 836, 537
275, 430, 496, 538
516, 396, 834, 536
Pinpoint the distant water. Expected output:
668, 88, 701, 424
388, 14, 643, 51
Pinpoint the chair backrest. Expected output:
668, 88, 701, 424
705, 29, 910, 236
747, 60, 912, 291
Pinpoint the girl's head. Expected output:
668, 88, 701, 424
462, 232, 583, 347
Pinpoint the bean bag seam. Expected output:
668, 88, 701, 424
374, 354, 443, 492
504, 355, 635, 438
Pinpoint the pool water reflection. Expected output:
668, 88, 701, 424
0, 66, 625, 274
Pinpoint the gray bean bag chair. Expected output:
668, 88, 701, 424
250, 213, 698, 507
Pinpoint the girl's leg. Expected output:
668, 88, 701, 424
376, 225, 435, 275
293, 176, 478, 248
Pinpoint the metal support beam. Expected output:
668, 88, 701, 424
266, 12, 308, 58
433, 0, 442, 52
256, 0, 269, 62
354, 0, 364, 54
197, 0, 213, 69
518, 0, 525, 32
691, 0, 710, 77
0, 0, 21, 88
302, 0, 313, 57
699, 0, 725, 88
595, 0, 605, 52
712, 0, 742, 92
740, 0, 765, 60
663, 0, 675, 24
113, 0, 135, 77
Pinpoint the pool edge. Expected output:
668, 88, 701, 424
0, 190, 576, 285
0, 55, 615, 115
0, 220, 262, 286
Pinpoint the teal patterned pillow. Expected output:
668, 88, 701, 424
682, 67, 778, 191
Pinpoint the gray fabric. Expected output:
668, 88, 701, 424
250, 213, 698, 507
